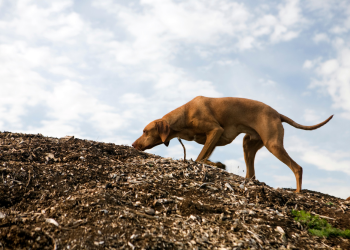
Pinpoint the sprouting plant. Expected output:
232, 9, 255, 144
292, 210, 350, 238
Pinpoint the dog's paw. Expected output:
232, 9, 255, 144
214, 161, 226, 170
203, 160, 226, 170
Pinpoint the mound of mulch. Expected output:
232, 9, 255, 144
0, 132, 349, 249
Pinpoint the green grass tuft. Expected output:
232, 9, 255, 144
292, 210, 350, 238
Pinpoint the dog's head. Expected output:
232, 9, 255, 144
132, 119, 171, 151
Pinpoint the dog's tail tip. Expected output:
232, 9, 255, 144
281, 114, 333, 130
325, 114, 334, 122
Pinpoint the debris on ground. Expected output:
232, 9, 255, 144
0, 132, 349, 249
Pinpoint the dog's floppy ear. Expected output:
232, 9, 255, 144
156, 120, 170, 145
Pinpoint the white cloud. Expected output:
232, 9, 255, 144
305, 0, 334, 12
0, 44, 49, 128
100, 135, 131, 145
303, 60, 314, 69
41, 80, 124, 134
306, 0, 350, 43
95, 0, 305, 57
249, 0, 305, 44
224, 159, 245, 175
237, 36, 255, 50
308, 42, 350, 118
255, 147, 273, 161
0, 1, 129, 139
303, 109, 321, 123
319, 59, 339, 75
278, 0, 301, 26
303, 57, 323, 70
303, 177, 345, 186
316, 185, 350, 199
303, 177, 350, 199
313, 33, 329, 43
272, 175, 350, 199
272, 174, 295, 186
287, 136, 350, 176
330, 8, 350, 34
301, 150, 350, 175
305, 0, 348, 19
0, 78, 125, 139
269, 0, 303, 43
258, 78, 276, 86
28, 120, 82, 139
113, 0, 250, 44
3, 0, 84, 43
120, 93, 147, 105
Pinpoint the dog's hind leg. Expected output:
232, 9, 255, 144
261, 123, 303, 192
243, 134, 264, 179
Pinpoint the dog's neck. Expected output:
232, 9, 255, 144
162, 104, 188, 132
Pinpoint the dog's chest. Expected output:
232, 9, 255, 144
176, 129, 197, 141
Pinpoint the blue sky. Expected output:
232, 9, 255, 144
0, 0, 349, 198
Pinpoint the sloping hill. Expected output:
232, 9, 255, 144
0, 132, 349, 249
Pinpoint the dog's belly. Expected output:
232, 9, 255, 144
193, 133, 236, 146
194, 128, 238, 146
178, 125, 259, 146
216, 135, 234, 146
193, 134, 206, 144
216, 133, 237, 146
177, 130, 205, 143
217, 125, 260, 146
216, 126, 240, 146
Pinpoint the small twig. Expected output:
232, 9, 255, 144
283, 199, 292, 208
202, 164, 207, 182
322, 242, 331, 249
26, 170, 32, 189
177, 138, 186, 162
247, 230, 263, 245
43, 231, 57, 250
61, 221, 88, 230
248, 174, 255, 182
240, 174, 255, 189
9, 179, 23, 184
310, 212, 336, 220
198, 182, 215, 189
242, 223, 264, 247
122, 191, 132, 197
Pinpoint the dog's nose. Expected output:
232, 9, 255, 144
132, 142, 140, 149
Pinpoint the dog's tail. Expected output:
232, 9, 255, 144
280, 114, 333, 130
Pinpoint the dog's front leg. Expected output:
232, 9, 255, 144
196, 127, 224, 162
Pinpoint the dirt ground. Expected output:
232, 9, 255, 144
0, 132, 349, 250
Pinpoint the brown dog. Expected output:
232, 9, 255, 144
132, 96, 333, 192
